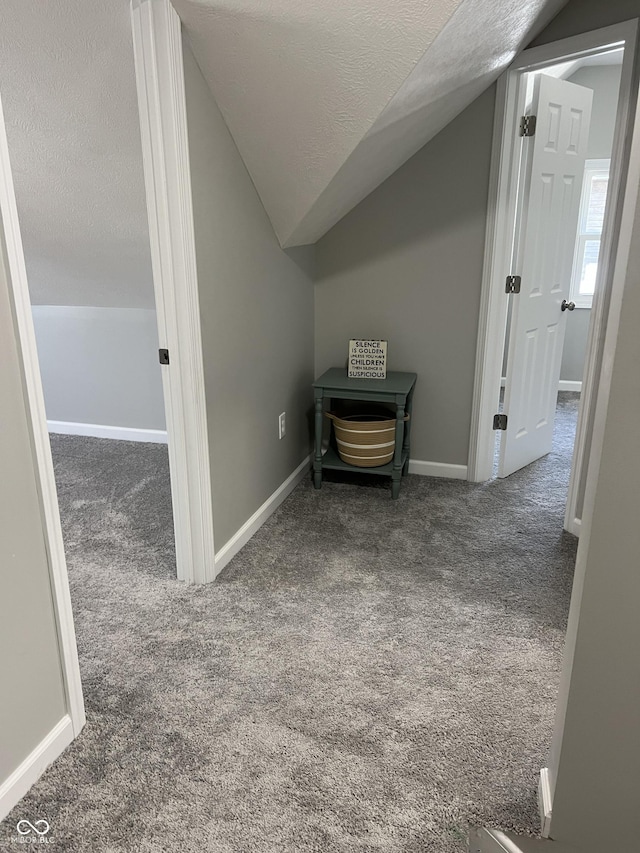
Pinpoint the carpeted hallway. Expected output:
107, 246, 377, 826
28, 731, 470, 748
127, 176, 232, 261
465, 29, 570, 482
1, 395, 581, 852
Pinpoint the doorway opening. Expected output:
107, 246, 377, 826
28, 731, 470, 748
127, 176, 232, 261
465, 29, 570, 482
0, 17, 178, 583
469, 20, 639, 538
0, 0, 218, 786
495, 49, 624, 482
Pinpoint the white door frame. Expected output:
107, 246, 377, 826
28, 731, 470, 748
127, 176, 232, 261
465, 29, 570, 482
0, 0, 217, 763
131, 0, 217, 584
0, 95, 85, 733
468, 20, 639, 535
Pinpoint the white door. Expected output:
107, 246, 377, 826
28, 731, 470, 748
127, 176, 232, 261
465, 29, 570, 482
499, 74, 592, 478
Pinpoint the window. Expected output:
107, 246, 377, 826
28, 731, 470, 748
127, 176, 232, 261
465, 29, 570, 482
570, 158, 610, 308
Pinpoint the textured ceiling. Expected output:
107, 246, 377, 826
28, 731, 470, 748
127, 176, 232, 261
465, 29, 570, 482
175, 0, 568, 247
0, 0, 154, 308
0, 0, 570, 307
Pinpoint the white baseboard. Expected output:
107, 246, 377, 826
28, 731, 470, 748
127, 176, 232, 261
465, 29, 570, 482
501, 378, 582, 393
558, 380, 582, 392
408, 459, 468, 479
468, 828, 530, 853
538, 767, 553, 838
214, 454, 311, 575
564, 516, 582, 537
48, 420, 168, 443
0, 715, 74, 822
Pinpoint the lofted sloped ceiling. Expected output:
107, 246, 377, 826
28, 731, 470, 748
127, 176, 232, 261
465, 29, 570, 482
174, 0, 568, 247
0, 0, 154, 308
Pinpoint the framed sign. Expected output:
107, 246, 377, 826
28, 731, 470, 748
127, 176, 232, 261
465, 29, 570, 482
348, 339, 387, 379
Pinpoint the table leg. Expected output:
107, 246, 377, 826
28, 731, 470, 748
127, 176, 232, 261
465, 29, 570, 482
392, 397, 405, 499
313, 393, 323, 489
403, 386, 414, 475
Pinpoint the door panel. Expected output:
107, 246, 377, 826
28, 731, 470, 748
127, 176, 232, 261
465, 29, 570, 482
500, 74, 592, 477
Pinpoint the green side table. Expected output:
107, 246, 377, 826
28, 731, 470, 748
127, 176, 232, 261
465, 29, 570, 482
313, 368, 417, 499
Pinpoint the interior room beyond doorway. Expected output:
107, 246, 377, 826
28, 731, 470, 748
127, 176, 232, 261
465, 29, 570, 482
481, 30, 631, 541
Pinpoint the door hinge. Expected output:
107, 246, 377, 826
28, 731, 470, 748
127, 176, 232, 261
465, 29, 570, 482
519, 115, 537, 137
158, 348, 170, 365
493, 413, 508, 431
505, 275, 521, 294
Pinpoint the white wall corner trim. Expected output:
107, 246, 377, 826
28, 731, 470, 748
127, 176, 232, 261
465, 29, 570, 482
48, 421, 168, 444
131, 0, 216, 584
408, 460, 468, 479
538, 767, 553, 838
0, 716, 73, 823
214, 455, 311, 576
0, 93, 85, 734
468, 71, 512, 484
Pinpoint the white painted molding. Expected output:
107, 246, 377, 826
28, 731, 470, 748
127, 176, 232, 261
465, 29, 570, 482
131, 0, 216, 584
468, 828, 528, 853
547, 65, 640, 813
408, 459, 468, 479
469, 20, 638, 488
214, 456, 311, 575
0, 95, 85, 734
538, 767, 553, 838
0, 716, 73, 822
558, 380, 582, 393
469, 827, 577, 852
564, 19, 639, 533
468, 70, 515, 484
48, 420, 168, 444
565, 516, 582, 537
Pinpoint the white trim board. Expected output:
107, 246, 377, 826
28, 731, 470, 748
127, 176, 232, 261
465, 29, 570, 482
538, 767, 553, 838
469, 828, 528, 853
214, 455, 311, 575
213, 455, 469, 576
565, 515, 582, 537
0, 716, 73, 823
0, 89, 85, 733
48, 421, 168, 444
468, 20, 638, 489
131, 0, 216, 584
408, 460, 468, 479
562, 21, 639, 534
469, 828, 576, 853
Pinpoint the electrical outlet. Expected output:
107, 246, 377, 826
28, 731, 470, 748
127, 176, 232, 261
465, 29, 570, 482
278, 412, 286, 440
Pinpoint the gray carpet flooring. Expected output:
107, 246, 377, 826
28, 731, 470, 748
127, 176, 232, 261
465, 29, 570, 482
0, 394, 580, 852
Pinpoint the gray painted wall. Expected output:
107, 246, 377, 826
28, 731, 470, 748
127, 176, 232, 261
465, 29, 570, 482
529, 0, 640, 48
315, 86, 496, 466
545, 136, 640, 852
31, 306, 166, 430
183, 37, 315, 548
0, 227, 68, 785
571, 65, 623, 161
560, 63, 622, 383
0, 0, 155, 309
559, 307, 590, 382
316, 0, 635, 467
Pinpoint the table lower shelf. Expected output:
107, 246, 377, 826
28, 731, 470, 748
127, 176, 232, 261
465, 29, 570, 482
319, 446, 409, 477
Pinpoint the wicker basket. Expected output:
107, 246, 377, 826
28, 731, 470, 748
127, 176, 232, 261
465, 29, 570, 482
326, 410, 409, 468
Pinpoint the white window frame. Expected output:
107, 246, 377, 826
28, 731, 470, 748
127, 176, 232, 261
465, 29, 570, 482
570, 158, 611, 308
